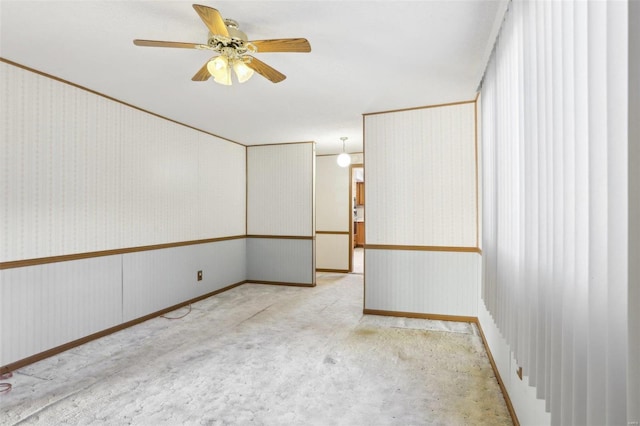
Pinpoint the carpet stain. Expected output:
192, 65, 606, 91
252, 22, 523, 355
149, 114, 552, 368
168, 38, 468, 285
323, 355, 337, 365
352, 327, 378, 336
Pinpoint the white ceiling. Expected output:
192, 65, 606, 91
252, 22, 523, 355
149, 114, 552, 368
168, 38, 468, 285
0, 1, 507, 155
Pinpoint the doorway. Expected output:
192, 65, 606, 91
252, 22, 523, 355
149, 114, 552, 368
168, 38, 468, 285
350, 164, 364, 274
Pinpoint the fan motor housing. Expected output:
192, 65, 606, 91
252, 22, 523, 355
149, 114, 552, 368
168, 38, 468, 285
207, 19, 254, 55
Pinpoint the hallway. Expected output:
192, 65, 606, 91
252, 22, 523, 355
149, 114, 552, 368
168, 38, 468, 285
352, 247, 364, 274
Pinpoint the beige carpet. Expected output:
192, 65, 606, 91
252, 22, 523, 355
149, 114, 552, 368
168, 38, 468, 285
0, 272, 512, 425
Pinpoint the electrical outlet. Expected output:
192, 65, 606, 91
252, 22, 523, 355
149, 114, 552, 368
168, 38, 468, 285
197, 270, 203, 281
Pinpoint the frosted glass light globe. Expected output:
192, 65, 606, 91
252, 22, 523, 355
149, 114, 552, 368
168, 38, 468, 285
207, 56, 231, 85
337, 152, 351, 167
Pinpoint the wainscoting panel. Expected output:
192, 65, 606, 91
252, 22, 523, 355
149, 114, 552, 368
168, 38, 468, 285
246, 238, 314, 285
316, 234, 350, 271
122, 239, 246, 321
364, 249, 479, 316
0, 256, 122, 366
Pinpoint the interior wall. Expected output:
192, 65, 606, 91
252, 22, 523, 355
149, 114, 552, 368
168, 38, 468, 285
0, 64, 245, 262
0, 62, 247, 367
1, 256, 123, 366
246, 143, 315, 285
365, 250, 479, 316
365, 104, 477, 247
315, 155, 350, 271
122, 239, 246, 321
316, 234, 349, 272
363, 102, 479, 316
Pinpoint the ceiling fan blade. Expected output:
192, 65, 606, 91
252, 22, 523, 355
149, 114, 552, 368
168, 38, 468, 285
249, 38, 311, 53
192, 4, 229, 37
192, 61, 211, 81
133, 39, 207, 49
245, 56, 286, 83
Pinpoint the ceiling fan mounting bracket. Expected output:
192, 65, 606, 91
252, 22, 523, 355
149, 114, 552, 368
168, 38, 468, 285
223, 19, 239, 30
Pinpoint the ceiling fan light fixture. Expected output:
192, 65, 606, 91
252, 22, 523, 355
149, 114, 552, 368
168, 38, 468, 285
207, 56, 231, 85
133, 5, 311, 85
233, 59, 254, 83
336, 136, 351, 167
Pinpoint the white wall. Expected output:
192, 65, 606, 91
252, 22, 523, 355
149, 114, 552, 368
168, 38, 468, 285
316, 156, 350, 232
0, 63, 245, 262
365, 103, 477, 247
315, 155, 350, 271
247, 143, 315, 285
0, 62, 247, 367
247, 144, 314, 237
363, 102, 479, 316
247, 238, 314, 284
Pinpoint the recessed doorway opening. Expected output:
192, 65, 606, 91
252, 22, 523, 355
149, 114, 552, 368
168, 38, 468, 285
350, 164, 364, 274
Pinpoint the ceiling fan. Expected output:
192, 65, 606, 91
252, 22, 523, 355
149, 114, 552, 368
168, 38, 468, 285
133, 4, 311, 85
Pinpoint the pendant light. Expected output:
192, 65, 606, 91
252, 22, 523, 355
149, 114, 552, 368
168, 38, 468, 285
336, 136, 351, 167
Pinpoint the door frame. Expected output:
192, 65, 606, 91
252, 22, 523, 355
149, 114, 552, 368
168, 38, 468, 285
349, 163, 364, 273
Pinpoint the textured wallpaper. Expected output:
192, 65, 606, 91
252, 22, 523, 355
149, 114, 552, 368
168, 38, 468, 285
1, 62, 246, 262
364, 103, 477, 247
315, 155, 350, 232
246, 143, 314, 236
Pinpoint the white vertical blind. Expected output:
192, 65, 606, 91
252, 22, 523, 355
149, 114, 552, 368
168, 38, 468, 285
480, 1, 629, 425
315, 156, 349, 233
629, 2, 640, 423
